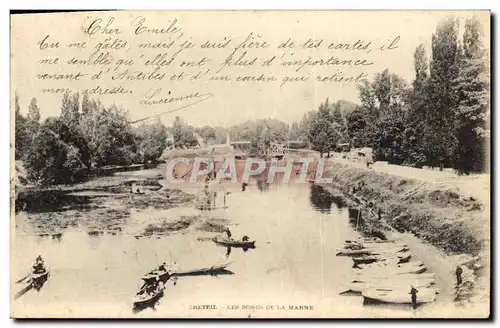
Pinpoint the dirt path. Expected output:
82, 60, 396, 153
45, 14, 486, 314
329, 157, 490, 207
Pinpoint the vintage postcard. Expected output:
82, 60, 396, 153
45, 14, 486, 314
10, 10, 491, 318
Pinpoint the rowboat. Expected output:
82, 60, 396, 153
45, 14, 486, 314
133, 286, 165, 308
362, 287, 437, 304
171, 262, 232, 277
336, 246, 409, 256
30, 269, 49, 290
212, 236, 256, 248
354, 263, 427, 276
142, 261, 232, 281
344, 240, 402, 250
141, 269, 170, 282
351, 272, 436, 283
352, 251, 412, 265
342, 278, 435, 293
356, 259, 424, 269
31, 270, 49, 281
345, 238, 395, 245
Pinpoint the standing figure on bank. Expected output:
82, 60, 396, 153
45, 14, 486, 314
456, 265, 463, 286
409, 285, 419, 309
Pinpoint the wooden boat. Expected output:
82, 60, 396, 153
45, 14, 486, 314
141, 269, 170, 282
212, 236, 256, 248
133, 286, 165, 308
354, 263, 427, 276
30, 269, 49, 289
142, 262, 232, 281
351, 272, 436, 283
362, 287, 437, 304
352, 251, 412, 265
31, 270, 49, 281
336, 246, 409, 256
356, 260, 424, 270
345, 238, 395, 245
342, 278, 435, 293
171, 262, 232, 277
344, 240, 400, 250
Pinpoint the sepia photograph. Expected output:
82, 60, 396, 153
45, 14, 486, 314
10, 10, 491, 319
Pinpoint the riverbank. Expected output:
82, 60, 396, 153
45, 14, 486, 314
319, 160, 490, 314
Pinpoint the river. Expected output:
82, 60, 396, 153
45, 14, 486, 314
12, 166, 467, 318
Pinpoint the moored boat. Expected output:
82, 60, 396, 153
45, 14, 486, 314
336, 246, 409, 256
351, 272, 436, 283
342, 278, 435, 293
356, 260, 424, 270
362, 287, 437, 304
171, 262, 231, 277
352, 251, 412, 265
344, 239, 398, 249
354, 262, 427, 276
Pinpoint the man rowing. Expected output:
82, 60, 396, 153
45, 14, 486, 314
223, 228, 232, 239
32, 255, 46, 274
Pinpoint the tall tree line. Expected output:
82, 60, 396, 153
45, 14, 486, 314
292, 16, 489, 173
15, 92, 169, 185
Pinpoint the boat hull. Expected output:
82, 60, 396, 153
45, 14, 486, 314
212, 237, 256, 248
362, 288, 437, 304
352, 251, 412, 265
336, 246, 409, 256
133, 289, 164, 308
343, 279, 435, 293
354, 264, 428, 276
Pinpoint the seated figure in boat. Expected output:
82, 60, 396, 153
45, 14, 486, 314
146, 281, 158, 296
32, 255, 45, 274
223, 228, 232, 239
158, 262, 167, 272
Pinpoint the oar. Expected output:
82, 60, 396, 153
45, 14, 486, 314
15, 273, 31, 284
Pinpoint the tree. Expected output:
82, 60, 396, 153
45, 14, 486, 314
93, 104, 139, 166
373, 69, 392, 114
26, 97, 41, 139
79, 98, 104, 167
331, 102, 348, 145
23, 117, 85, 185
172, 116, 198, 149
14, 94, 28, 159
307, 100, 341, 156
136, 118, 168, 162
427, 17, 461, 170
259, 125, 272, 155
81, 93, 90, 117
60, 92, 80, 128
403, 44, 430, 167
198, 126, 217, 144
453, 17, 489, 173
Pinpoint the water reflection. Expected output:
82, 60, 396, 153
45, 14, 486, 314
51, 233, 63, 243
256, 180, 270, 192
16, 190, 99, 213
309, 184, 347, 213
309, 185, 333, 213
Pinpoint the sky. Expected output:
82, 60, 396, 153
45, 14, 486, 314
11, 10, 490, 128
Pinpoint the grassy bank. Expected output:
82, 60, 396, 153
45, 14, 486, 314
324, 161, 488, 256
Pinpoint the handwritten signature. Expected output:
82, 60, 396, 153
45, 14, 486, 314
131, 89, 214, 124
